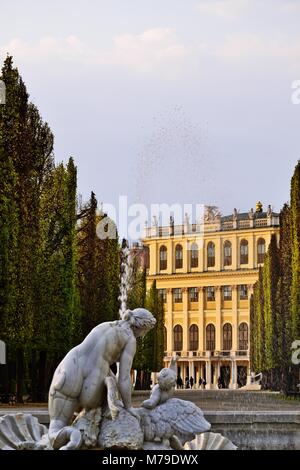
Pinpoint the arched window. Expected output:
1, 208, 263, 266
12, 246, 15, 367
239, 323, 248, 350
207, 242, 215, 268
174, 325, 183, 351
240, 239, 248, 265
224, 241, 232, 266
190, 243, 198, 268
223, 323, 232, 350
164, 326, 167, 351
159, 245, 167, 270
257, 238, 266, 264
206, 324, 215, 351
175, 244, 183, 269
189, 324, 199, 351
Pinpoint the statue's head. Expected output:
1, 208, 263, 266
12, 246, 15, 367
157, 368, 176, 391
122, 308, 156, 337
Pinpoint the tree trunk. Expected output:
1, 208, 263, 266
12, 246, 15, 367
38, 351, 47, 402
30, 350, 38, 402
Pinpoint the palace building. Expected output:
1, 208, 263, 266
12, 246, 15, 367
141, 202, 280, 389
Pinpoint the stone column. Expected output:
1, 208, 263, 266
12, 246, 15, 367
166, 288, 173, 354
212, 363, 218, 389
182, 287, 189, 354
189, 361, 195, 385
229, 354, 238, 389
205, 360, 212, 389
198, 287, 204, 352
217, 361, 221, 385
215, 286, 221, 352
232, 285, 238, 352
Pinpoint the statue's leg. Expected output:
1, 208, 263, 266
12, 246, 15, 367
105, 373, 122, 420
48, 392, 82, 450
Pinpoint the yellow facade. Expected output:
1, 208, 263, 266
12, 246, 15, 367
142, 208, 280, 389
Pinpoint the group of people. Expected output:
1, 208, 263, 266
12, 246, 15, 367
176, 376, 225, 389
176, 376, 207, 389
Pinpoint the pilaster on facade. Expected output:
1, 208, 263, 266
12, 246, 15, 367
182, 287, 188, 353
167, 239, 173, 274
249, 233, 255, 269
232, 284, 238, 351
232, 237, 238, 270
198, 287, 204, 352
166, 288, 173, 353
215, 286, 221, 351
150, 241, 157, 275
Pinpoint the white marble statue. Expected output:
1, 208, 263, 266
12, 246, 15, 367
0, 307, 237, 451
97, 355, 211, 450
141, 355, 177, 409
48, 308, 156, 450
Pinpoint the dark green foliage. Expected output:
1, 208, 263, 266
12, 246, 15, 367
128, 260, 165, 389
77, 193, 120, 337
251, 162, 300, 393
263, 234, 280, 371
291, 161, 300, 340
0, 57, 119, 401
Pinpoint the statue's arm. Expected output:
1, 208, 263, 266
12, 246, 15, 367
118, 338, 136, 410
142, 385, 161, 409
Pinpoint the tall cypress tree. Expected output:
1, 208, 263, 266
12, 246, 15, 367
262, 234, 280, 389
290, 161, 300, 340
77, 193, 120, 338
250, 268, 264, 373
277, 204, 292, 392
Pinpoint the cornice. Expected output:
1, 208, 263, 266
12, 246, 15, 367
146, 269, 259, 281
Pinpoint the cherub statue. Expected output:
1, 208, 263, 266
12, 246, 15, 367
48, 308, 156, 450
141, 355, 178, 409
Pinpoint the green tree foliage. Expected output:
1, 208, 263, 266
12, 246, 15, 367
127, 257, 164, 389
250, 268, 264, 372
263, 234, 280, 372
251, 162, 300, 393
290, 161, 300, 340
0, 57, 121, 401
77, 193, 119, 338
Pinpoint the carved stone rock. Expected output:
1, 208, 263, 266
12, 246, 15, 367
98, 408, 144, 450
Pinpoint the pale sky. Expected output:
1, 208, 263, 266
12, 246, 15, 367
1, 0, 300, 236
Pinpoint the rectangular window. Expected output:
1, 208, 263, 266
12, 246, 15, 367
189, 287, 198, 302
206, 287, 215, 302
173, 288, 182, 303
158, 289, 167, 303
239, 285, 248, 300
223, 286, 232, 301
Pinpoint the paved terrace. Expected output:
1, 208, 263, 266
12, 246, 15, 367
1, 390, 299, 415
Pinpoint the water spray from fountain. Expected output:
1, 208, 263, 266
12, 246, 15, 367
119, 238, 132, 318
